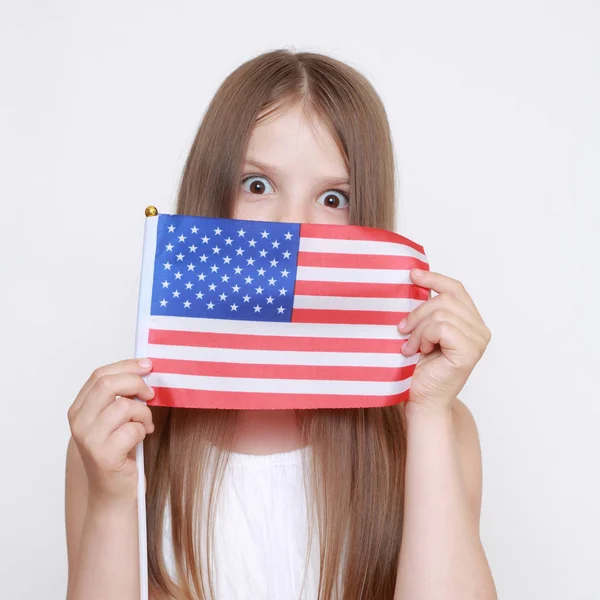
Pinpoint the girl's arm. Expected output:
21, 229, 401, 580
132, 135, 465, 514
394, 400, 497, 600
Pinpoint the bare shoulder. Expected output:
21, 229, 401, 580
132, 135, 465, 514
452, 398, 484, 524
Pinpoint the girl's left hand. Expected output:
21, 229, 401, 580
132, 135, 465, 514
399, 269, 492, 413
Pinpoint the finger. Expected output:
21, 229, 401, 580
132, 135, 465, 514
104, 422, 148, 469
415, 320, 481, 369
402, 310, 481, 356
93, 396, 154, 442
410, 269, 481, 316
69, 358, 153, 417
69, 373, 155, 438
398, 292, 482, 335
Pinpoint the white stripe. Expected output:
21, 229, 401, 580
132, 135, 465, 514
147, 372, 411, 396
148, 315, 406, 340
293, 295, 424, 312
297, 266, 411, 284
147, 343, 418, 368
299, 237, 427, 261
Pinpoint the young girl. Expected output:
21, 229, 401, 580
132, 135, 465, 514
65, 49, 497, 600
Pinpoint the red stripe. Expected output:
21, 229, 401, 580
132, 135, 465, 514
149, 358, 415, 382
300, 223, 425, 254
149, 329, 406, 354
294, 280, 429, 300
292, 309, 408, 325
148, 387, 410, 409
297, 252, 429, 271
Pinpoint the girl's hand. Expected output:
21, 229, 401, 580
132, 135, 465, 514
67, 358, 156, 505
399, 269, 492, 414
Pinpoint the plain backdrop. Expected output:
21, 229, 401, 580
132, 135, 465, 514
1, 1, 598, 598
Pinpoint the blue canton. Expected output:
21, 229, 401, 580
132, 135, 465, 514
150, 214, 300, 322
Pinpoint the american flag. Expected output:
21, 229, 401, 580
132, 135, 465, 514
134, 212, 429, 409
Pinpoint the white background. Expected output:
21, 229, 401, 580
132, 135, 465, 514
1, 1, 598, 598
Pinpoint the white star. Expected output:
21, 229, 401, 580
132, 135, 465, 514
225, 237, 233, 245
246, 257, 255, 266
268, 277, 276, 286
207, 301, 215, 310
221, 274, 230, 283
163, 261, 172, 270
178, 234, 186, 242
248, 238, 257, 247
176, 253, 184, 261
266, 296, 274, 304
212, 245, 221, 254
167, 225, 175, 233
197, 273, 206, 281
174, 272, 183, 280
270, 259, 279, 267
219, 292, 227, 301
199, 254, 208, 263
233, 266, 243, 275
185, 281, 193, 290
160, 299, 168, 306
214, 227, 222, 235
261, 230, 269, 238
277, 306, 285, 314
236, 247, 245, 256
253, 304, 262, 313
237, 228, 246, 237
255, 286, 264, 294
230, 303, 238, 311
165, 243, 174, 252
161, 280, 170, 288
245, 275, 253, 284
279, 287, 287, 296
282, 251, 291, 259
201, 235, 210, 244
172, 290, 181, 298
243, 294, 251, 303
208, 283, 217, 291
272, 240, 280, 249
196, 291, 204, 299
284, 232, 293, 240
280, 269, 289, 278
223, 256, 232, 264
187, 263, 195, 271
188, 244, 197, 253
190, 225, 199, 234
183, 300, 191, 309
210, 264, 219, 273
257, 268, 266, 276
232, 284, 240, 293
259, 249, 268, 258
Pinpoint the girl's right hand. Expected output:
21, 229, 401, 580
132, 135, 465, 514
67, 358, 156, 505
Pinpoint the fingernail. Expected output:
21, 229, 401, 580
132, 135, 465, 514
138, 358, 152, 368
402, 339, 411, 354
398, 318, 407, 331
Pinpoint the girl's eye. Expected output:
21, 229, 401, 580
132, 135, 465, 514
241, 175, 274, 195
316, 190, 349, 209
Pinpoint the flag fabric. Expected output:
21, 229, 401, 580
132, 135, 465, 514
134, 212, 429, 410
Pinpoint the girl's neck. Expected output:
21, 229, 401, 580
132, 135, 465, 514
226, 409, 305, 455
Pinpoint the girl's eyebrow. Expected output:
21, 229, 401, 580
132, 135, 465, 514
244, 158, 350, 187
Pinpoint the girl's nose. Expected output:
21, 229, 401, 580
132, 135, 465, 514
275, 197, 313, 224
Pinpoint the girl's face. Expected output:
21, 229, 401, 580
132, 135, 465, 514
232, 103, 350, 226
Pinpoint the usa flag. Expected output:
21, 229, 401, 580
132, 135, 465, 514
134, 212, 429, 409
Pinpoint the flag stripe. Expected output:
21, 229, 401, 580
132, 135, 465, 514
298, 249, 428, 270
300, 223, 425, 253
292, 295, 421, 312
147, 342, 415, 368
148, 328, 407, 353
294, 280, 429, 300
296, 266, 417, 284
292, 309, 407, 325
148, 387, 410, 409
150, 358, 416, 382
146, 372, 410, 395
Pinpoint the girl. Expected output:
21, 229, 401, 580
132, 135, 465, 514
65, 49, 497, 600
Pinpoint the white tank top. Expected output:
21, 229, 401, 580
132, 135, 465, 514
161, 445, 322, 599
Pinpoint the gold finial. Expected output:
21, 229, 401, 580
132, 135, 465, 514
145, 205, 158, 217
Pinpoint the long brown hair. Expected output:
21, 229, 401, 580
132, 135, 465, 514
144, 48, 407, 599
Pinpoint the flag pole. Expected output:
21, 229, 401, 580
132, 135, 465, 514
134, 205, 159, 600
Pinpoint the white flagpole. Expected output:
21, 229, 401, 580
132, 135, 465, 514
134, 206, 160, 600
